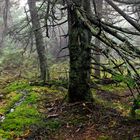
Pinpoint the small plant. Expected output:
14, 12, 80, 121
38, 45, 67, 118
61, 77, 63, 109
46, 119, 62, 131
133, 137, 140, 140
131, 96, 140, 117
98, 135, 111, 140
112, 74, 136, 88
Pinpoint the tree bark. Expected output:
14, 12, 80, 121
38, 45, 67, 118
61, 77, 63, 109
28, 0, 49, 83
67, 0, 93, 102
94, 0, 103, 78
94, 38, 101, 78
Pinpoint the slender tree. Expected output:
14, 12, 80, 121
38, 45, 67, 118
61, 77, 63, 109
0, 0, 10, 47
94, 0, 103, 78
28, 0, 49, 83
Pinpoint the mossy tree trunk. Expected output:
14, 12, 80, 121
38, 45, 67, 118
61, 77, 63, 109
67, 0, 93, 102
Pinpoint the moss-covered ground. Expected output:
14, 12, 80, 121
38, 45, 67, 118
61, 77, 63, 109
0, 63, 140, 139
0, 78, 66, 139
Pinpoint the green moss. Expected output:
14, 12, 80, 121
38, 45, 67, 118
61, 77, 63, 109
23, 91, 39, 104
0, 109, 42, 138
4, 80, 30, 93
0, 92, 22, 114
0, 86, 43, 139
135, 109, 140, 114
0, 129, 12, 139
1, 107, 41, 131
101, 84, 127, 93
133, 137, 140, 140
0, 79, 66, 139
132, 109, 140, 119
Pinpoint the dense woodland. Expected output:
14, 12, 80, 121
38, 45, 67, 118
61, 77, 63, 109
0, 0, 140, 139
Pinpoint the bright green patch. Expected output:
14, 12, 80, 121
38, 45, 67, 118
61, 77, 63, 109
134, 109, 140, 119
1, 105, 41, 132
4, 80, 30, 93
23, 91, 39, 104
0, 82, 44, 139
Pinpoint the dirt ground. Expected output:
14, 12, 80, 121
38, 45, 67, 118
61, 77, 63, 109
27, 87, 140, 140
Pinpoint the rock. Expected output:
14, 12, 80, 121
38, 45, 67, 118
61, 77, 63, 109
1, 116, 5, 122
0, 94, 4, 100
10, 108, 14, 112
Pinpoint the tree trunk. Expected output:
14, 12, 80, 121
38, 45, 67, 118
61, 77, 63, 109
94, 38, 101, 78
0, 0, 10, 47
28, 0, 49, 83
67, 0, 93, 102
94, 0, 103, 78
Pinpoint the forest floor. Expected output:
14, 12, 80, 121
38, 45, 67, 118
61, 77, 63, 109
0, 74, 140, 140
31, 85, 140, 140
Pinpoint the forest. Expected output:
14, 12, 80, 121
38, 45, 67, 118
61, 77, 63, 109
0, 0, 140, 139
